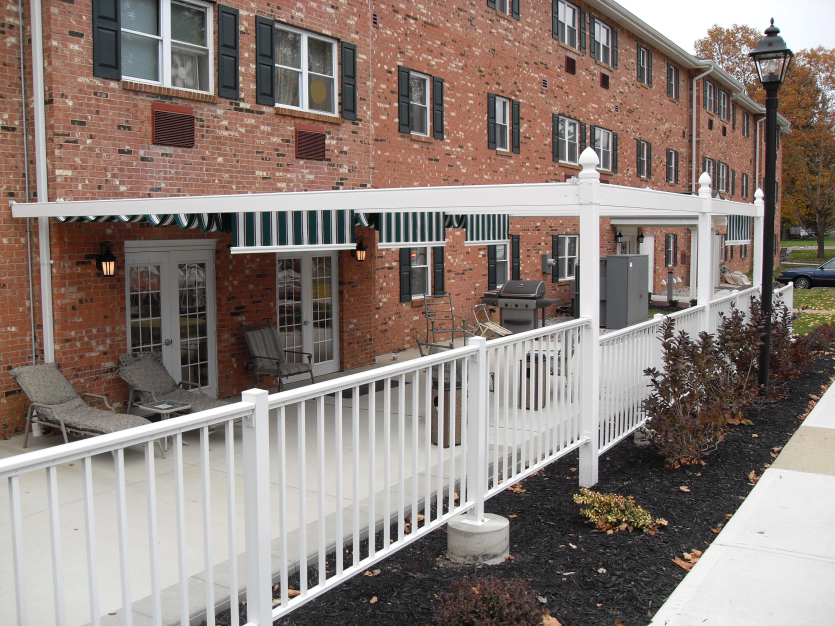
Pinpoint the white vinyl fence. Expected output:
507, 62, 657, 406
1, 284, 794, 626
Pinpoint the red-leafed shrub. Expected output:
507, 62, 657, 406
434, 575, 545, 626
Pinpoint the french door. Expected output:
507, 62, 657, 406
276, 253, 340, 378
125, 243, 218, 398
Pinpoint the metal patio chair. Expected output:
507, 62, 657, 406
118, 352, 230, 414
470, 303, 513, 339
11, 363, 152, 448
423, 293, 470, 344
241, 323, 315, 391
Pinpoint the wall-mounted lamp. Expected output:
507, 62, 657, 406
637, 231, 645, 245
96, 241, 117, 277
351, 236, 368, 262
615, 230, 624, 244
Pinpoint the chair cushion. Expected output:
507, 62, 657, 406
244, 326, 287, 369
10, 364, 80, 406
119, 354, 179, 397
253, 361, 312, 377
157, 387, 231, 413
35, 398, 151, 434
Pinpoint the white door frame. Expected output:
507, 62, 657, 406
124, 240, 219, 398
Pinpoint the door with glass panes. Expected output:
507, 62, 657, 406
275, 253, 339, 378
125, 245, 218, 398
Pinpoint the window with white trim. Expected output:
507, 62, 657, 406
557, 235, 578, 280
702, 156, 715, 181
495, 243, 509, 287
495, 0, 512, 15
410, 247, 431, 298
664, 233, 678, 267
592, 127, 612, 171
558, 116, 580, 164
741, 172, 749, 199
408, 71, 430, 136
717, 161, 729, 192
665, 148, 679, 184
555, 0, 578, 48
717, 90, 730, 121
120, 0, 213, 92
637, 139, 650, 178
637, 45, 648, 84
593, 21, 611, 65
493, 96, 510, 152
704, 80, 716, 113
742, 112, 751, 137
666, 62, 680, 99
275, 24, 337, 114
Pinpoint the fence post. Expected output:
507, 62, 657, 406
652, 313, 665, 373
242, 389, 272, 625
697, 172, 714, 334
578, 147, 600, 488
753, 188, 765, 291
466, 336, 488, 524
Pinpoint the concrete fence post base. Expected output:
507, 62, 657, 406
447, 513, 510, 565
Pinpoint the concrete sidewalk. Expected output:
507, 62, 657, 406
650, 373, 835, 626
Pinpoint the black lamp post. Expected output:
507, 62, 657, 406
749, 19, 793, 392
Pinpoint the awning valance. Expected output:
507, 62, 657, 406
53, 212, 233, 232
376, 211, 446, 248
231, 210, 355, 254
463, 214, 509, 245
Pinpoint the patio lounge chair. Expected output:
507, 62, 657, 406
10, 363, 152, 448
242, 323, 315, 391
118, 352, 230, 414
470, 303, 513, 339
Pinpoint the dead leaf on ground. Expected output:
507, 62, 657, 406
752, 434, 759, 438
570, 467, 578, 473
363, 569, 381, 577
748, 470, 760, 485
710, 526, 723, 534
507, 483, 526, 493
679, 486, 691, 493
508, 514, 518, 519
614, 621, 626, 626
672, 557, 692, 571
369, 596, 378, 604
287, 589, 301, 598
542, 612, 562, 626
505, 555, 515, 561
725, 513, 733, 520
810, 394, 820, 401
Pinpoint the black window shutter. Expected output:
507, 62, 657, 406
732, 169, 736, 195
511, 0, 520, 20
647, 50, 653, 87
432, 76, 444, 140
487, 0, 497, 9
433, 247, 445, 296
673, 234, 678, 266
636, 138, 641, 174
340, 41, 358, 120
588, 15, 595, 58
487, 245, 497, 290
398, 67, 411, 134
487, 93, 497, 150
579, 121, 586, 154
647, 142, 652, 178
612, 28, 618, 69
703, 81, 708, 109
732, 104, 736, 130
579, 10, 587, 54
675, 150, 680, 184
92, 0, 121, 79
511, 99, 521, 154
400, 247, 412, 302
666, 63, 672, 97
612, 132, 618, 173
511, 235, 521, 280
556, 115, 565, 161
552, 114, 559, 162
217, 5, 240, 99
552, 235, 561, 283
664, 234, 670, 266
636, 45, 643, 83
552, 0, 558, 40
589, 124, 596, 152
675, 67, 680, 100
702, 156, 707, 174
255, 17, 275, 106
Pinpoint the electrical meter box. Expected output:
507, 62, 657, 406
599, 255, 649, 329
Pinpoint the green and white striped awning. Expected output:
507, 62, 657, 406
376, 211, 446, 248
464, 214, 509, 245
53, 213, 231, 232
231, 210, 355, 253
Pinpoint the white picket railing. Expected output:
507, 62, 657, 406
0, 285, 795, 626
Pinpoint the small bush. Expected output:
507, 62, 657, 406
434, 575, 545, 626
716, 298, 763, 418
797, 323, 835, 353
642, 318, 736, 467
573, 488, 667, 535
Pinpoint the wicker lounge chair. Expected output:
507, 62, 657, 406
118, 352, 230, 414
242, 323, 315, 391
11, 363, 152, 448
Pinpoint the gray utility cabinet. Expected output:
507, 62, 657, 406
599, 255, 649, 329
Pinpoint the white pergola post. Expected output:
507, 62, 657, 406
753, 188, 765, 290
578, 148, 600, 488
689, 229, 698, 300
697, 173, 714, 332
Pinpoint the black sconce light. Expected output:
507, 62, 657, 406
615, 230, 624, 244
351, 236, 368, 262
96, 241, 117, 277
637, 231, 645, 245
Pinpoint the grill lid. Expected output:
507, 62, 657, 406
498, 280, 546, 299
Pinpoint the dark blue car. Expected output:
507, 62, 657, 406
776, 258, 835, 289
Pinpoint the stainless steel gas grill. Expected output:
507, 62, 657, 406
482, 280, 558, 334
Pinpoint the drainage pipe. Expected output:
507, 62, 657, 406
691, 66, 714, 193
30, 0, 55, 362
18, 0, 37, 364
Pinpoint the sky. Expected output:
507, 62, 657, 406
615, 0, 835, 54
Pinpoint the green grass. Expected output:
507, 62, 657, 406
793, 289, 835, 311
780, 235, 835, 248
785, 249, 835, 264
793, 312, 835, 336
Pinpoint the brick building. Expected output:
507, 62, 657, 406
0, 0, 787, 436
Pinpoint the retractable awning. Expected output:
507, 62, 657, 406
231, 210, 356, 254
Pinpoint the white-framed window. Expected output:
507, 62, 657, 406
558, 116, 580, 164
742, 112, 751, 137
665, 148, 679, 184
408, 71, 430, 136
592, 127, 612, 171
495, 0, 512, 15
493, 96, 510, 152
120, 0, 213, 93
664, 233, 678, 267
717, 161, 729, 192
410, 247, 431, 298
557, 235, 578, 280
717, 90, 730, 121
666, 62, 680, 99
555, 0, 578, 48
274, 24, 337, 115
741, 172, 749, 198
637, 45, 648, 84
637, 139, 650, 178
495, 243, 509, 287
703, 156, 715, 181
704, 80, 715, 112
593, 21, 611, 66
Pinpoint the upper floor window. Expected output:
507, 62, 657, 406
665, 148, 679, 184
555, 0, 578, 48
489, 0, 519, 19
410, 247, 431, 298
666, 62, 680, 100
717, 90, 731, 121
592, 21, 611, 66
494, 96, 510, 151
636, 139, 651, 178
717, 161, 729, 192
742, 112, 751, 137
408, 71, 430, 136
664, 233, 678, 267
592, 126, 613, 171
120, 0, 213, 92
556, 235, 578, 280
275, 25, 336, 114
704, 80, 716, 113
636, 44, 650, 84
495, 243, 509, 287
557, 116, 580, 164
741, 172, 750, 198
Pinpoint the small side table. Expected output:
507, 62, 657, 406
137, 400, 192, 456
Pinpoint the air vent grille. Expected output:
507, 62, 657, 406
373, 11, 379, 27
296, 125, 326, 160
152, 103, 195, 148
565, 56, 576, 75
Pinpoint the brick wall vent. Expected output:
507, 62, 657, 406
296, 124, 326, 160
565, 56, 576, 75
614, 104, 620, 113
152, 103, 195, 148
600, 73, 610, 89
541, 77, 548, 90
373, 11, 379, 27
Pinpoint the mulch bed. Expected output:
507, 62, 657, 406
215, 354, 835, 626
